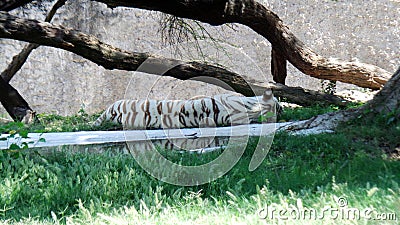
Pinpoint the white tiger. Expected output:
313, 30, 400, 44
93, 89, 280, 130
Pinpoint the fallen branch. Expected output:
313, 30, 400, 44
277, 108, 361, 135
367, 67, 400, 113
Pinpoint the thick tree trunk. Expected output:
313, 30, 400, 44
278, 108, 360, 135
0, 77, 35, 123
367, 67, 400, 114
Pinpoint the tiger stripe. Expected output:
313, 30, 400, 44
93, 90, 280, 130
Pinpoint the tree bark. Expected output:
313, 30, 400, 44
0, 11, 352, 107
0, 0, 33, 11
91, 0, 391, 90
367, 67, 400, 114
278, 107, 360, 135
0, 77, 35, 123
271, 47, 287, 84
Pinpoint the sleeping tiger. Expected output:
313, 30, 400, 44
93, 89, 280, 130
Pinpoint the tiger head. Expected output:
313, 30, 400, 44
251, 89, 282, 123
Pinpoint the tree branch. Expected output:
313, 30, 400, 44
91, 0, 391, 90
1, 0, 67, 82
0, 0, 392, 89
0, 11, 352, 107
0, 0, 33, 11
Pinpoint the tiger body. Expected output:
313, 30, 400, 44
94, 90, 278, 130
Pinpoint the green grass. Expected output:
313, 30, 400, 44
0, 112, 121, 134
279, 104, 339, 122
278, 102, 364, 122
0, 105, 399, 224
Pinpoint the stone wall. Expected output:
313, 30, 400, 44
0, 0, 399, 116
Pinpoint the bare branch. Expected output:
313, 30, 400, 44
92, 0, 391, 89
1, 0, 67, 82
